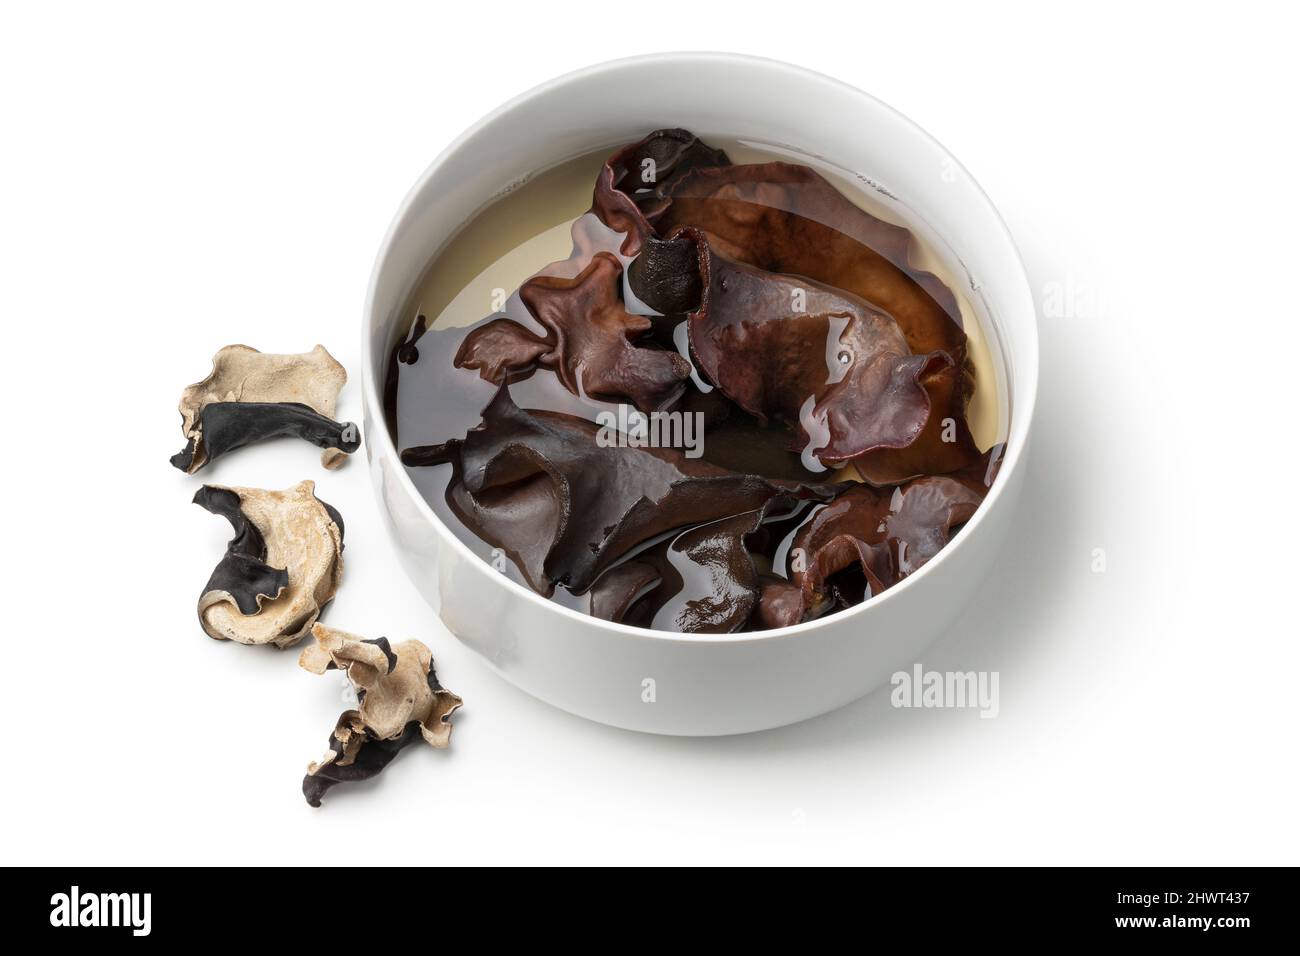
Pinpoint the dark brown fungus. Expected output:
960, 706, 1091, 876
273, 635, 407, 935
651, 162, 967, 361
172, 345, 360, 473
434, 446, 562, 597
589, 498, 823, 632
396, 313, 429, 364
299, 624, 462, 807
591, 128, 731, 255
644, 508, 769, 633
626, 233, 705, 317
455, 253, 691, 412
852, 358, 981, 483
401, 386, 840, 594
194, 480, 344, 647
453, 317, 552, 386
389, 130, 1004, 633
193, 485, 289, 616
588, 509, 771, 633
785, 448, 1000, 618
674, 228, 951, 466
752, 575, 805, 631
646, 161, 982, 480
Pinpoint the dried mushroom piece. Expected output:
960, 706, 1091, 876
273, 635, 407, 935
402, 386, 841, 596
195, 480, 344, 647
299, 623, 462, 807
455, 253, 691, 411
171, 344, 361, 473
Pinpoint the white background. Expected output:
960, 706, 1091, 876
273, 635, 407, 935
2, 1, 1296, 865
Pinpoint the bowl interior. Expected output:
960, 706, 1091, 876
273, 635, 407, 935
362, 52, 1038, 640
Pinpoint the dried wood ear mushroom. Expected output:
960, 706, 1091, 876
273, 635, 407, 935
195, 480, 345, 647
299, 623, 463, 807
171, 344, 361, 473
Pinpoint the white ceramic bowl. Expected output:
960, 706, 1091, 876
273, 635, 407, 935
361, 53, 1037, 736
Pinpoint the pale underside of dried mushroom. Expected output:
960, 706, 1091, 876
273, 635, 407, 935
171, 344, 360, 473
196, 480, 344, 648
300, 623, 463, 806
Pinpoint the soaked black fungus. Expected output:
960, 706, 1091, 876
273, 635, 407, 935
390, 130, 1002, 632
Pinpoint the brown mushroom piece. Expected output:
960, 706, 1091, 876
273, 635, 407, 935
171, 344, 361, 473
851, 358, 980, 483
752, 575, 806, 631
780, 446, 1004, 620
641, 508, 770, 633
299, 624, 462, 807
641, 158, 981, 480
588, 496, 815, 633
591, 128, 731, 256
401, 386, 841, 596
651, 162, 966, 359
658, 228, 952, 468
195, 480, 344, 647
455, 252, 691, 412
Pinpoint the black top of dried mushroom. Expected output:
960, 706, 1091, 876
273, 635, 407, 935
194, 480, 345, 648
391, 129, 1002, 634
172, 345, 361, 473
300, 624, 462, 807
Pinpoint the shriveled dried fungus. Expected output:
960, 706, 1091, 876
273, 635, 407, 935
299, 623, 462, 807
195, 479, 344, 647
172, 344, 361, 473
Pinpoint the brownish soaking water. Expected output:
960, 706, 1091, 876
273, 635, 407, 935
387, 135, 1009, 632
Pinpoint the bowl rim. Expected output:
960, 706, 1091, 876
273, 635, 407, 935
361, 50, 1039, 647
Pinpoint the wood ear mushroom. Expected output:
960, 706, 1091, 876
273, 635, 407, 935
194, 480, 344, 648
299, 624, 462, 807
172, 344, 360, 473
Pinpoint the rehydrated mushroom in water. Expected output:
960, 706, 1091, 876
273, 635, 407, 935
587, 499, 802, 633
648, 161, 966, 360
455, 252, 691, 412
651, 228, 954, 468
171, 344, 361, 473
628, 158, 982, 480
401, 386, 842, 595
388, 129, 1004, 633
590, 128, 731, 255
768, 447, 1003, 625
299, 623, 462, 807
195, 479, 344, 647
